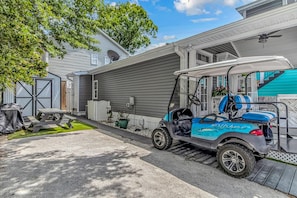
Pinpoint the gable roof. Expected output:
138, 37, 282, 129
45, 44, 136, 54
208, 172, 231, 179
98, 29, 130, 56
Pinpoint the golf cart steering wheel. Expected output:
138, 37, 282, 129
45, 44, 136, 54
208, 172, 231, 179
188, 94, 201, 105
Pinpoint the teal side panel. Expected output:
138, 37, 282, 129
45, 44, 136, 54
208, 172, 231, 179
258, 70, 297, 96
191, 121, 258, 141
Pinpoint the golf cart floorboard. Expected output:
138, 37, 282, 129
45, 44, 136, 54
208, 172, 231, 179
167, 141, 297, 197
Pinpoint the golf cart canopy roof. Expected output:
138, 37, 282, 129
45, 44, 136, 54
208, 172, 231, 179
174, 56, 295, 77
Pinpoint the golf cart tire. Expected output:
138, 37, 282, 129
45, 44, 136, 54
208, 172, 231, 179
152, 128, 172, 150
217, 144, 255, 178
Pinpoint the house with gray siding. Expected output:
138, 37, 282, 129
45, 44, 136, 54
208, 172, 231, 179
2, 30, 129, 116
47, 30, 130, 114
83, 0, 297, 129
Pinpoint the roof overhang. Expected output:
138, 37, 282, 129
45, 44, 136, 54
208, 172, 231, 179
88, 43, 176, 75
66, 71, 89, 77
174, 56, 295, 78
175, 3, 297, 50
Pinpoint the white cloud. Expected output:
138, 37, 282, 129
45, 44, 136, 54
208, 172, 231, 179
156, 6, 171, 12
224, 0, 237, 6
130, 0, 139, 5
191, 18, 217, 23
223, 0, 256, 6
134, 42, 166, 55
215, 9, 222, 15
110, 2, 117, 6
173, 0, 257, 16
163, 35, 176, 41
174, 0, 214, 16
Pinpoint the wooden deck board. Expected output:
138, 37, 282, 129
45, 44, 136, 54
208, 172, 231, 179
276, 165, 296, 194
289, 168, 297, 197
246, 159, 266, 181
264, 162, 286, 189
253, 162, 274, 185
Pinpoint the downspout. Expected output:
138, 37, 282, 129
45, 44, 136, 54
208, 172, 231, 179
91, 74, 94, 100
174, 45, 187, 108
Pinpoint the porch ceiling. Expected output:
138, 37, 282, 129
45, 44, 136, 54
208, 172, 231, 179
202, 43, 238, 57
176, 3, 297, 51
233, 26, 297, 66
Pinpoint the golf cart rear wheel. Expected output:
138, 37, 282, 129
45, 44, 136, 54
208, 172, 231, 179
217, 144, 255, 178
152, 128, 172, 150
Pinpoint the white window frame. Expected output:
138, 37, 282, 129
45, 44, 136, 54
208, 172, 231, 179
216, 76, 227, 87
90, 53, 98, 66
93, 80, 98, 99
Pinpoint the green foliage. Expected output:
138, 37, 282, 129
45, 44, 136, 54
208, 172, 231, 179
7, 120, 96, 140
0, 0, 104, 90
98, 2, 158, 54
0, 0, 158, 90
212, 86, 228, 97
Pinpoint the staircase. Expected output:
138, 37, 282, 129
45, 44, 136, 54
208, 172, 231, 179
258, 71, 284, 89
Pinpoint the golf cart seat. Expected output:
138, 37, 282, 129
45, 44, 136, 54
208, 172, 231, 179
218, 95, 276, 123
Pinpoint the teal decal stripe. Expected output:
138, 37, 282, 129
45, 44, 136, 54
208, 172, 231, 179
191, 122, 258, 141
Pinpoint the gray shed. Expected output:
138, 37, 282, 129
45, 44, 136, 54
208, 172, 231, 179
3, 72, 61, 116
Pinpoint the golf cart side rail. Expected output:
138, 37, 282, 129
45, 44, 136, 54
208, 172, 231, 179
236, 101, 289, 151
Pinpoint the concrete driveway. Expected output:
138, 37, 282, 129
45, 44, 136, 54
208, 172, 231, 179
0, 129, 288, 198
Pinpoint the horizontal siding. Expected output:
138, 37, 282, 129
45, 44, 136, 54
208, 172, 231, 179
48, 51, 94, 81
48, 34, 129, 81
95, 53, 180, 118
246, 0, 282, 18
258, 70, 297, 96
79, 75, 92, 111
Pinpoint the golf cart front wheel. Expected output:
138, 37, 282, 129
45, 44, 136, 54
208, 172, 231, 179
152, 128, 172, 150
217, 144, 255, 178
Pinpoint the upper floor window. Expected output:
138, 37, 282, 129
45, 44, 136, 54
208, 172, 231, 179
90, 53, 98, 66
104, 56, 110, 65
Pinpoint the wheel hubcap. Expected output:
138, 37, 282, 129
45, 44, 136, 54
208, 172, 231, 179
154, 131, 165, 147
222, 150, 245, 173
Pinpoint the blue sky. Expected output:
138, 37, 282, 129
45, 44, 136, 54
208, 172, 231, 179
106, 0, 256, 51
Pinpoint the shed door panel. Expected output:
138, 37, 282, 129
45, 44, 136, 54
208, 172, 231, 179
15, 79, 53, 116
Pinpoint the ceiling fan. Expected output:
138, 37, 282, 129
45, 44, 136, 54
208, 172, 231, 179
245, 30, 282, 44
257, 30, 282, 43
